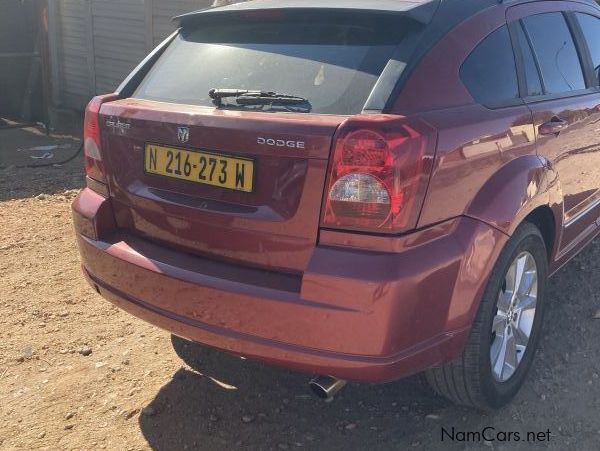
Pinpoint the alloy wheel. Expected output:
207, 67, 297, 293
490, 251, 538, 383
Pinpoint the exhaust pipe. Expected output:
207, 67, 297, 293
309, 376, 347, 400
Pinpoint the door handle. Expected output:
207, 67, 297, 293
539, 118, 569, 136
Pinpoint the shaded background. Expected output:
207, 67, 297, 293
0, 0, 244, 126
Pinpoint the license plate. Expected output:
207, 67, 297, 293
144, 144, 254, 193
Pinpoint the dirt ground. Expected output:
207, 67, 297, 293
2, 126, 600, 451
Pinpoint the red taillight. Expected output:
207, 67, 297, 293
322, 116, 434, 233
83, 94, 118, 186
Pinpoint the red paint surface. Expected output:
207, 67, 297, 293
72, 1, 600, 382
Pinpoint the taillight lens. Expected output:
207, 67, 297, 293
322, 116, 434, 233
83, 94, 118, 185
329, 173, 391, 220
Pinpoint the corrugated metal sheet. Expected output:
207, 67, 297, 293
50, 0, 244, 109
56, 0, 90, 109
92, 0, 147, 94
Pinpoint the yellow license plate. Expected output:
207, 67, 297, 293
144, 144, 254, 193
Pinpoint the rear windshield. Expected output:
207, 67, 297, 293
133, 12, 422, 114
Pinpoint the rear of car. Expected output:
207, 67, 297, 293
72, 0, 506, 383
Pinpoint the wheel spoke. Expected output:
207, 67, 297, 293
504, 333, 518, 373
516, 294, 537, 312
505, 259, 518, 294
497, 290, 512, 314
511, 255, 527, 304
517, 309, 535, 339
492, 314, 506, 336
513, 321, 530, 347
492, 332, 509, 380
518, 271, 537, 297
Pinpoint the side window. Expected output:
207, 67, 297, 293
576, 13, 600, 87
514, 22, 544, 97
522, 13, 586, 95
460, 26, 519, 108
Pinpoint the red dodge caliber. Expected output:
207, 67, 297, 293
72, 0, 600, 409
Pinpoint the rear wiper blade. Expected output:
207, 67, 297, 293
209, 88, 310, 106
235, 95, 309, 106
209, 88, 272, 100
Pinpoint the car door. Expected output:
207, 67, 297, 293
508, 2, 600, 256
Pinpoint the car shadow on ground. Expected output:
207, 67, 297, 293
138, 342, 468, 451
139, 239, 600, 451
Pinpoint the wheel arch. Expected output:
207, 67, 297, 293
522, 205, 559, 263
465, 154, 563, 263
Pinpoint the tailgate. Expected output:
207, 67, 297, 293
100, 99, 344, 273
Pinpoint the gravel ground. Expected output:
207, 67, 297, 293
1, 127, 600, 450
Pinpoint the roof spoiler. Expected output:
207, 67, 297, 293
174, 0, 441, 27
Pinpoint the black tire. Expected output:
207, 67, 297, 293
425, 222, 548, 410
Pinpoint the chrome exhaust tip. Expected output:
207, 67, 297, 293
309, 376, 347, 400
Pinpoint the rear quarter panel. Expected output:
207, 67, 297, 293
393, 2, 559, 241
392, 4, 509, 114
415, 105, 540, 232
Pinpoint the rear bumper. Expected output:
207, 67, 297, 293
73, 188, 508, 382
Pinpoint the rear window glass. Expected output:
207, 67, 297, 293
133, 13, 422, 115
460, 26, 519, 108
